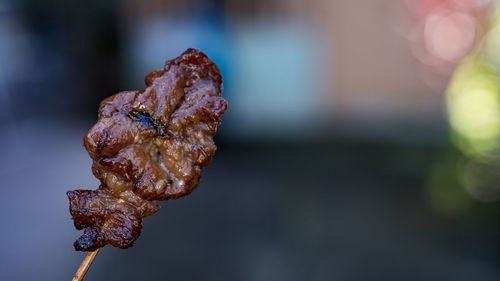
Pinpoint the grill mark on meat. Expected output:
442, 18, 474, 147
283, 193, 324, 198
74, 227, 99, 251
98, 128, 112, 152
129, 111, 156, 129
128, 111, 168, 137
98, 156, 133, 181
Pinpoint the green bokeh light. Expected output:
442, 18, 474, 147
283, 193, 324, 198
447, 58, 500, 156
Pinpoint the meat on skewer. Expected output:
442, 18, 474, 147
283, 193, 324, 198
67, 48, 227, 251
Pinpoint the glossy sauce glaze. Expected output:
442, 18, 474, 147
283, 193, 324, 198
67, 49, 227, 251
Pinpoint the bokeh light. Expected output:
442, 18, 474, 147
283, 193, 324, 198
424, 11, 476, 63
447, 58, 500, 156
463, 159, 500, 202
442, 1, 500, 206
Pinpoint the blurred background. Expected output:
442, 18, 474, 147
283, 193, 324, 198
1, 0, 500, 280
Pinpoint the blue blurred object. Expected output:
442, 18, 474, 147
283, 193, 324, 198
124, 15, 325, 139
227, 20, 324, 138
124, 16, 231, 89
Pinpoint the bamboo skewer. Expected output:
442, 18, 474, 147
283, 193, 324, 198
72, 249, 100, 281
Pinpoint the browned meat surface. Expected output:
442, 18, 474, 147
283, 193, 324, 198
67, 48, 227, 251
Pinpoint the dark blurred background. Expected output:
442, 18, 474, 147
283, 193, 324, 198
2, 0, 500, 280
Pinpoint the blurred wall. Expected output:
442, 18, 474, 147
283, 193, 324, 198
0, 0, 490, 140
